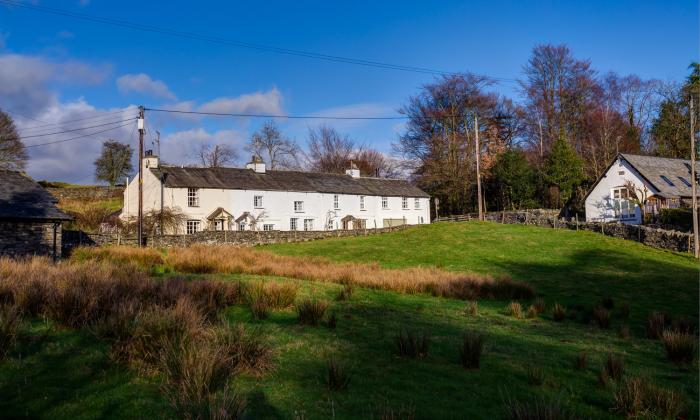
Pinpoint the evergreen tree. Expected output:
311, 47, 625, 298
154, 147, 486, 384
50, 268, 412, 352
544, 136, 585, 207
487, 149, 539, 210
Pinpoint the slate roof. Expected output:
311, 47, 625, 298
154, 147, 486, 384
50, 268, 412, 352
0, 170, 71, 221
150, 166, 430, 198
620, 154, 700, 198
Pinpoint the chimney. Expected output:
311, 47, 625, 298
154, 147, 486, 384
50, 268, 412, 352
246, 155, 266, 174
144, 149, 159, 169
345, 161, 360, 178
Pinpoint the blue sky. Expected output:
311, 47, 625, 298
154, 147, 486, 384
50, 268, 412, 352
0, 0, 697, 183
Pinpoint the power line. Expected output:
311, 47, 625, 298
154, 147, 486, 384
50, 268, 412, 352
20, 118, 138, 139
144, 107, 410, 120
18, 109, 138, 131
19, 114, 139, 134
0, 0, 516, 82
24, 121, 135, 148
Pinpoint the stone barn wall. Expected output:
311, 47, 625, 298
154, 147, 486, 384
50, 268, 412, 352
0, 220, 62, 258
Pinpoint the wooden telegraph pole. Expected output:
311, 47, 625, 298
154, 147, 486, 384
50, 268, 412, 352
137, 106, 145, 247
690, 96, 699, 258
474, 113, 484, 221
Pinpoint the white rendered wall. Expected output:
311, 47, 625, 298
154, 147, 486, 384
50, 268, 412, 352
584, 157, 656, 224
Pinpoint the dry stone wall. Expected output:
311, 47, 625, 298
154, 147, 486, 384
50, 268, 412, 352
436, 210, 695, 254
47, 186, 123, 201
62, 225, 411, 254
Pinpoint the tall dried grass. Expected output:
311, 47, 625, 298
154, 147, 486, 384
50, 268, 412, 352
612, 377, 686, 419
162, 245, 534, 301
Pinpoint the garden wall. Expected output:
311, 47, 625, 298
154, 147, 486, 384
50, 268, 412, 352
436, 210, 695, 254
62, 225, 411, 254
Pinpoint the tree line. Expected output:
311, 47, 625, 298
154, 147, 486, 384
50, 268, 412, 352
1, 43, 697, 216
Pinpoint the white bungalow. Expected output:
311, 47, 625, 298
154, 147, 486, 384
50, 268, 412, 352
122, 153, 431, 234
584, 153, 698, 224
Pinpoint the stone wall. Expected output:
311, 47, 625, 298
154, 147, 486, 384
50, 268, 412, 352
47, 186, 123, 201
436, 210, 695, 254
62, 225, 411, 254
0, 220, 62, 259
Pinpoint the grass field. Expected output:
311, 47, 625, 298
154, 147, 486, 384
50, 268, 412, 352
0, 222, 697, 419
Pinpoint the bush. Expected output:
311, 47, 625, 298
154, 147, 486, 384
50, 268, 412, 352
295, 298, 329, 326
592, 306, 611, 329
612, 377, 686, 419
604, 353, 624, 382
335, 284, 354, 301
465, 300, 478, 317
503, 395, 579, 420
506, 302, 522, 319
657, 208, 693, 231
324, 357, 351, 391
661, 330, 697, 367
646, 311, 668, 339
526, 366, 544, 386
574, 352, 587, 371
395, 329, 430, 359
459, 330, 484, 369
0, 305, 23, 359
532, 298, 546, 314
552, 303, 566, 322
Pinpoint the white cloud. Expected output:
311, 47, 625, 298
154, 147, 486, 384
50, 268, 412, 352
0, 53, 111, 117
116, 73, 176, 100
160, 128, 245, 165
198, 88, 283, 115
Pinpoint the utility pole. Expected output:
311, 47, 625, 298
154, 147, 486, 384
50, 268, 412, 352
474, 113, 483, 221
155, 130, 161, 157
690, 96, 699, 258
137, 106, 145, 247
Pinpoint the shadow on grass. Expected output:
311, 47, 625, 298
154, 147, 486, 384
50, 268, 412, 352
0, 325, 169, 419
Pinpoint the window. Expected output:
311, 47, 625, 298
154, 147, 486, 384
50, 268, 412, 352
238, 222, 246, 231
618, 171, 625, 175
359, 196, 365, 210
334, 194, 339, 209
414, 198, 420, 209
254, 195, 263, 208
419, 216, 424, 224
263, 224, 274, 231
327, 219, 334, 230
186, 220, 200, 234
678, 176, 692, 187
382, 196, 388, 209
213, 220, 225, 231
660, 175, 675, 187
402, 197, 408, 209
294, 201, 304, 212
187, 188, 199, 207
303, 219, 314, 231
612, 187, 634, 219
290, 218, 298, 231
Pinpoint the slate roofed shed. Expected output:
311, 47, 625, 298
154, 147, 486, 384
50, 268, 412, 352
150, 166, 430, 198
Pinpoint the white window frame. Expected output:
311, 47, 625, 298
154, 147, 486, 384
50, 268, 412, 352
334, 194, 339, 209
327, 219, 334, 230
263, 224, 274, 231
360, 196, 365, 211
612, 187, 635, 220
415, 198, 420, 209
402, 197, 408, 209
238, 221, 246, 231
290, 218, 298, 231
187, 188, 199, 207
186, 220, 200, 234
294, 201, 304, 212
382, 196, 388, 209
303, 219, 314, 231
254, 195, 263, 208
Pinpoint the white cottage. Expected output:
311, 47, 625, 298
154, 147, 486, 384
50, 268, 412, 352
584, 153, 698, 224
122, 154, 431, 233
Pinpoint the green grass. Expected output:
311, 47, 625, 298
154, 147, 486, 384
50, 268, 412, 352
0, 222, 697, 418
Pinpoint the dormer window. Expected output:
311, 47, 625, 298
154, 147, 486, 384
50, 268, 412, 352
660, 175, 675, 187
678, 176, 692, 187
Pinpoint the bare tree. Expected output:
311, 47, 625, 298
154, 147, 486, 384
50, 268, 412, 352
246, 120, 300, 169
0, 109, 27, 171
353, 147, 401, 178
198, 143, 238, 167
94, 140, 133, 186
307, 125, 355, 173
624, 180, 650, 222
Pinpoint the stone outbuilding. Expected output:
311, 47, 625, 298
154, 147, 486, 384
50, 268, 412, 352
0, 169, 72, 259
